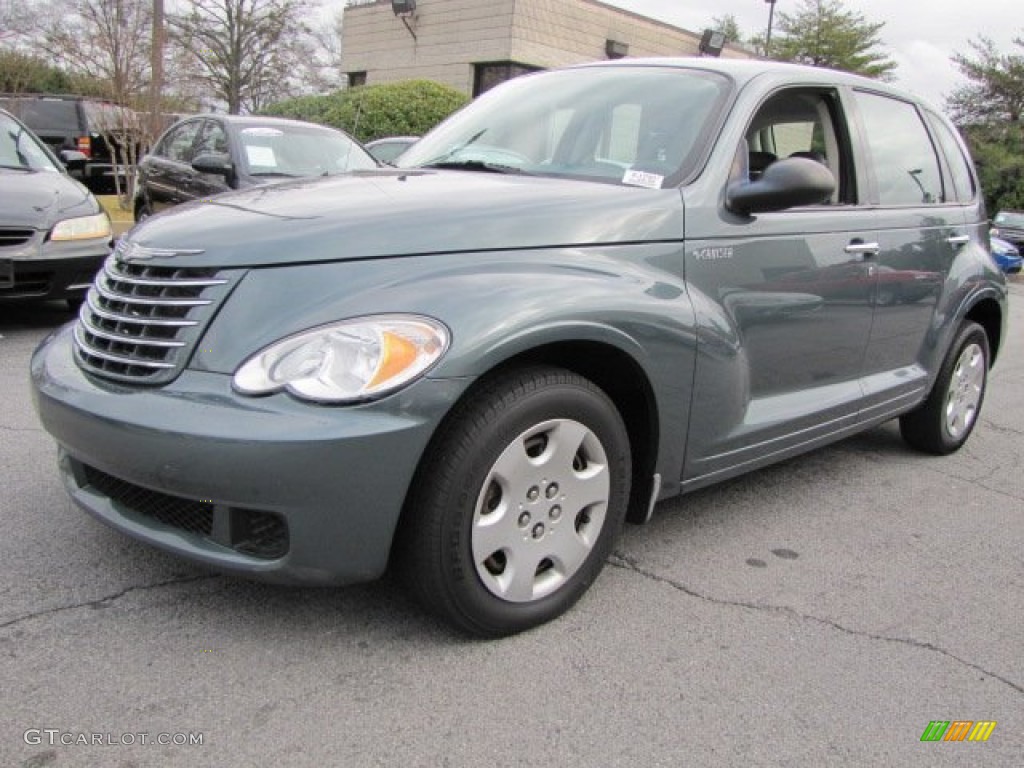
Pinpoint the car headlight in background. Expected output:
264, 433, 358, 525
50, 213, 112, 241
233, 315, 450, 403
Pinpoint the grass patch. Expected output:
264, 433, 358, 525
97, 195, 133, 222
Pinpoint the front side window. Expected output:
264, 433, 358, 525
399, 66, 732, 187
0, 113, 61, 172
158, 120, 202, 164
742, 88, 849, 203
854, 91, 943, 206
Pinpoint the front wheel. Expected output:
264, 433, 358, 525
397, 366, 631, 637
900, 320, 989, 455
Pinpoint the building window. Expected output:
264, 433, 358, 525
473, 62, 542, 97
348, 71, 367, 87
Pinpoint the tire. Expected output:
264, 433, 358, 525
900, 320, 989, 455
397, 366, 631, 637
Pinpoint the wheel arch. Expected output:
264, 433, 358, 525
393, 338, 662, 574
964, 295, 1003, 366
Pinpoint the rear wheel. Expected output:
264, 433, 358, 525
397, 366, 631, 637
900, 320, 989, 455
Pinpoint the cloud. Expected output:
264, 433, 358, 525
889, 40, 961, 112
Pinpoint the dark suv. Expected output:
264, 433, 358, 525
0, 94, 138, 193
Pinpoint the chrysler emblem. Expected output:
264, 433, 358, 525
114, 240, 205, 262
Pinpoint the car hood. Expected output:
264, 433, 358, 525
125, 169, 685, 268
0, 168, 99, 229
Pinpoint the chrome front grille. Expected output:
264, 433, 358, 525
74, 254, 235, 384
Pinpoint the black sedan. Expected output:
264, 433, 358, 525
133, 114, 378, 221
0, 108, 112, 306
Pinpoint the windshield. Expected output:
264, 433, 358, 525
237, 124, 378, 177
398, 65, 731, 186
994, 211, 1024, 228
0, 112, 62, 172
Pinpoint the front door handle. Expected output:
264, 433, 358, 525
947, 234, 970, 246
844, 241, 880, 257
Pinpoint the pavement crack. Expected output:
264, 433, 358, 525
609, 551, 1024, 696
0, 424, 44, 434
0, 574, 219, 631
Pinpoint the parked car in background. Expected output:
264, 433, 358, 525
33, 59, 1007, 638
133, 115, 378, 221
0, 108, 111, 306
991, 235, 1022, 274
0, 94, 139, 193
365, 135, 418, 165
991, 210, 1024, 248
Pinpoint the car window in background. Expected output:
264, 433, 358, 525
0, 112, 61, 172
0, 98, 79, 134
159, 120, 202, 164
853, 91, 943, 205
237, 124, 376, 177
397, 66, 731, 186
194, 120, 228, 156
993, 211, 1024, 227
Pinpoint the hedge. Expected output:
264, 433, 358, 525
262, 80, 469, 144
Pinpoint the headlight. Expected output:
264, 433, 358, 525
233, 315, 450, 403
50, 213, 111, 241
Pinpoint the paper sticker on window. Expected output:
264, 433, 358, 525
241, 127, 284, 137
246, 145, 277, 167
623, 169, 664, 189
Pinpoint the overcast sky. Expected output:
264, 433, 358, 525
325, 1, 1022, 112
603, 0, 1021, 110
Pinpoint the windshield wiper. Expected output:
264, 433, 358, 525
421, 159, 524, 175
248, 171, 302, 178
0, 163, 33, 172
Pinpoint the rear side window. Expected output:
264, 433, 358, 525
0, 98, 80, 134
853, 91, 943, 206
926, 113, 976, 203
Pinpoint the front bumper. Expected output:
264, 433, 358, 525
32, 326, 470, 585
0, 235, 109, 302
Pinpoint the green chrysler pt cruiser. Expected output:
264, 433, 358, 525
32, 59, 1008, 636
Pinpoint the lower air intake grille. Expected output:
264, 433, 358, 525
80, 464, 288, 560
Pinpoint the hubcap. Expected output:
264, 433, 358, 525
471, 418, 610, 603
943, 342, 985, 439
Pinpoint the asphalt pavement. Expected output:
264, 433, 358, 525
1, 282, 1022, 767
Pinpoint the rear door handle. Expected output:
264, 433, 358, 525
844, 241, 880, 257
947, 234, 970, 246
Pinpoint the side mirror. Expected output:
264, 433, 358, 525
192, 152, 234, 178
726, 157, 835, 215
59, 149, 87, 177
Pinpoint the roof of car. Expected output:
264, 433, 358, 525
180, 113, 344, 131
573, 57, 933, 107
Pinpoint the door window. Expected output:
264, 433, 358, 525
853, 91, 943, 206
158, 121, 202, 164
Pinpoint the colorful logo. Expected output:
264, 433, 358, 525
920, 721, 996, 742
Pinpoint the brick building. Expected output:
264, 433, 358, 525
340, 0, 752, 96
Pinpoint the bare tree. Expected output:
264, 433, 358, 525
168, 0, 324, 114
29, 0, 156, 203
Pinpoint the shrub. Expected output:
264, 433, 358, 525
263, 80, 469, 143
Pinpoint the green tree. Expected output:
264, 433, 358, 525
768, 0, 896, 80
0, 50, 74, 93
947, 33, 1024, 214
711, 14, 743, 48
263, 80, 470, 144
947, 35, 1024, 125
